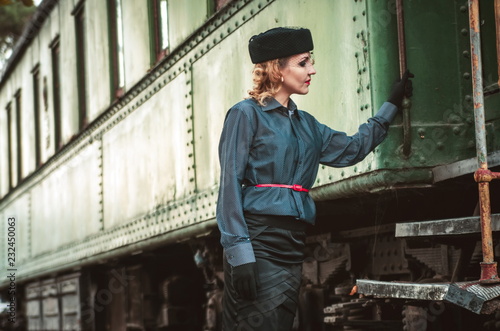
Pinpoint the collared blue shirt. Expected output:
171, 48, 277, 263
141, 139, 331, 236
217, 98, 397, 266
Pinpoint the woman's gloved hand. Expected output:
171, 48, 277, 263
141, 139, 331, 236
387, 69, 414, 109
231, 262, 259, 300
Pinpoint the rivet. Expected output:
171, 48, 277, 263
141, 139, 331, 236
462, 50, 470, 58
417, 128, 425, 138
463, 72, 470, 79
461, 28, 468, 36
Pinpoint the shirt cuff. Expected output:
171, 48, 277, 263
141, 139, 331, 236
375, 102, 398, 123
224, 242, 256, 267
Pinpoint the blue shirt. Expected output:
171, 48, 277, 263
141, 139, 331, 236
217, 97, 397, 266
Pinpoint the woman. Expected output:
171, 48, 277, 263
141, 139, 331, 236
216, 27, 412, 330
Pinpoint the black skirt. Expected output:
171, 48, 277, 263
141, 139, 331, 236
222, 215, 307, 331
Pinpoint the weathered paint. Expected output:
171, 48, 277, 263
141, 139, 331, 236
356, 279, 449, 301
432, 150, 500, 183
395, 213, 500, 238
469, 0, 488, 167
474, 168, 500, 282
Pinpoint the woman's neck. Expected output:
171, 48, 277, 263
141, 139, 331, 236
274, 91, 290, 108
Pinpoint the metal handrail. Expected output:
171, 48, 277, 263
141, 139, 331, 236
396, 0, 412, 158
469, 0, 500, 284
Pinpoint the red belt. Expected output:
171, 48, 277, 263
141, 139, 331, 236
255, 184, 309, 192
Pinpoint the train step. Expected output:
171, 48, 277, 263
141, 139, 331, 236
395, 213, 500, 238
356, 278, 500, 314
357, 213, 500, 315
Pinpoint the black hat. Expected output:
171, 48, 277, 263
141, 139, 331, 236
248, 27, 314, 64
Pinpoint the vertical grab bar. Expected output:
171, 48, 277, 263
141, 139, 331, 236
396, 0, 412, 158
469, 0, 500, 284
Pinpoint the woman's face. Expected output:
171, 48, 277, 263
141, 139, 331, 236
279, 52, 316, 96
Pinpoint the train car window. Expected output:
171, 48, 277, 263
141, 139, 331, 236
31, 64, 41, 168
5, 102, 13, 190
14, 89, 22, 183
73, 1, 88, 130
150, 0, 170, 64
206, 0, 234, 17
108, 0, 126, 99
159, 0, 169, 50
49, 35, 62, 151
214, 0, 233, 11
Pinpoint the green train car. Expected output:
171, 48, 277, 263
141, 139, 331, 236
1, 0, 500, 329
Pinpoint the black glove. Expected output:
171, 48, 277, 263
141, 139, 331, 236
387, 69, 414, 109
231, 262, 259, 300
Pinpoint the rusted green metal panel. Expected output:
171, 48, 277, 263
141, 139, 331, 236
372, 1, 476, 169
371, 0, 500, 170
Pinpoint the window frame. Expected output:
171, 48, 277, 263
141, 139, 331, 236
5, 102, 13, 191
31, 64, 41, 167
108, 0, 125, 100
49, 35, 62, 151
14, 89, 22, 183
149, 0, 170, 65
73, 0, 88, 130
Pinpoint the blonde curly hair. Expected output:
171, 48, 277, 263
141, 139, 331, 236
247, 58, 288, 105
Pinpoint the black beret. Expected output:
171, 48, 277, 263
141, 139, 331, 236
248, 27, 314, 64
